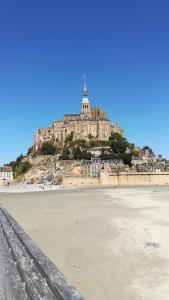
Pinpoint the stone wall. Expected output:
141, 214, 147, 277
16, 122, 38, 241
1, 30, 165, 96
51, 119, 111, 142
33, 110, 124, 151
62, 176, 99, 186
62, 171, 169, 187
100, 170, 169, 186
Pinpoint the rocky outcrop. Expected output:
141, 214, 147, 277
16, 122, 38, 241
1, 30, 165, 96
21, 155, 82, 184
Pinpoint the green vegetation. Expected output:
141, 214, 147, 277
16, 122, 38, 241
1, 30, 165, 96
88, 133, 95, 140
6, 154, 32, 178
61, 146, 70, 160
6, 132, 155, 179
27, 146, 33, 155
100, 153, 113, 160
39, 142, 56, 155
109, 133, 129, 154
131, 150, 140, 157
142, 146, 154, 156
59, 133, 135, 164
65, 132, 73, 143
15, 161, 32, 177
121, 153, 133, 167
72, 147, 92, 160
60, 144, 92, 160
31, 133, 153, 168
108, 133, 132, 165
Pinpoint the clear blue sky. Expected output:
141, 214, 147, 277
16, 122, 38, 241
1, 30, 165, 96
0, 0, 169, 164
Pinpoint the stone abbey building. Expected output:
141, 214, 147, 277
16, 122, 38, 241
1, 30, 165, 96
33, 80, 124, 151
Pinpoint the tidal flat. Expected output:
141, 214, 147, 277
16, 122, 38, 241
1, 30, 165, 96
0, 186, 169, 300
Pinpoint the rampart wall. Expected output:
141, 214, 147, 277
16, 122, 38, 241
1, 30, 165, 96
62, 176, 99, 186
63, 171, 169, 187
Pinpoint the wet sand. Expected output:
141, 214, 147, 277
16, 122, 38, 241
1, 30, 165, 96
0, 186, 169, 300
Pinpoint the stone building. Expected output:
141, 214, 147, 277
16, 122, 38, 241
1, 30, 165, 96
33, 79, 124, 151
81, 158, 125, 178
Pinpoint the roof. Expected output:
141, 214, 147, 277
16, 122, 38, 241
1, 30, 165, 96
0, 166, 13, 172
82, 96, 90, 104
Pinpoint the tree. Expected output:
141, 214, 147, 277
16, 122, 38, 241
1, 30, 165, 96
6, 154, 24, 173
65, 132, 73, 143
128, 143, 135, 151
61, 147, 70, 160
74, 139, 87, 147
27, 146, 33, 155
16, 154, 24, 163
80, 151, 92, 160
5, 155, 32, 178
72, 147, 82, 160
15, 161, 32, 177
131, 150, 140, 157
100, 153, 113, 160
121, 153, 133, 167
39, 142, 56, 155
72, 147, 92, 160
109, 133, 129, 154
88, 140, 99, 147
88, 134, 94, 140
142, 146, 154, 156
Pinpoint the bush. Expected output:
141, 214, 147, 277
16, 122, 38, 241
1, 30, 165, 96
72, 147, 82, 159
109, 133, 129, 154
72, 147, 92, 160
6, 155, 32, 178
121, 153, 133, 167
15, 161, 32, 177
100, 153, 113, 160
39, 142, 56, 155
65, 132, 73, 143
131, 150, 140, 157
27, 146, 33, 155
73, 139, 87, 147
61, 147, 70, 160
142, 146, 154, 156
81, 151, 92, 160
6, 154, 24, 172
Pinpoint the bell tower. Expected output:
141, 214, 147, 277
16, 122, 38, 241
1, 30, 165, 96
80, 76, 91, 119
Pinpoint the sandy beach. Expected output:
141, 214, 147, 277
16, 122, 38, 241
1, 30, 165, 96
0, 186, 169, 300
0, 183, 76, 193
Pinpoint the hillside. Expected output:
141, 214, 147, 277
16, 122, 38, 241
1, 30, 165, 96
20, 156, 82, 184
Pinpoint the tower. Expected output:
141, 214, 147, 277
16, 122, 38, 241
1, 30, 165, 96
80, 76, 91, 119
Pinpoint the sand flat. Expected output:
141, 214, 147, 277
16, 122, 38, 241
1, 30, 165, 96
0, 187, 169, 300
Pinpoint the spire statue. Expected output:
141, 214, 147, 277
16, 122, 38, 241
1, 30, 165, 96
82, 75, 89, 104
83, 75, 88, 97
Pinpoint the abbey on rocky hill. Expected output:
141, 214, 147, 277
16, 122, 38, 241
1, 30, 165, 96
33, 79, 124, 151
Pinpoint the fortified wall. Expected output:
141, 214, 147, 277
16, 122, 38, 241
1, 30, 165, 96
63, 171, 169, 187
100, 170, 169, 186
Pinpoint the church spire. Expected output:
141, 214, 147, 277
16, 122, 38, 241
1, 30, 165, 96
83, 75, 88, 97
81, 75, 91, 119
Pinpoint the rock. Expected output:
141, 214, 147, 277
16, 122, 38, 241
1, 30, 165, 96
21, 156, 82, 184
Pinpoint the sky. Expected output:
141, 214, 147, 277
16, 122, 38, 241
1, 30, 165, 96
0, 0, 169, 164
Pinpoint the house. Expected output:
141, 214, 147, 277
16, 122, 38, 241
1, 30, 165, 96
0, 166, 13, 182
